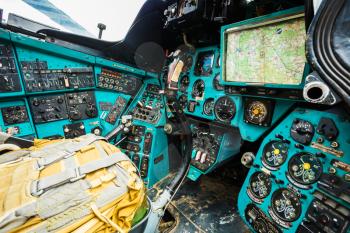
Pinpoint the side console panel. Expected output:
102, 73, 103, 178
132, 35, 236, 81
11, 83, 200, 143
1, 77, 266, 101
0, 40, 24, 97
0, 99, 35, 138
238, 108, 350, 233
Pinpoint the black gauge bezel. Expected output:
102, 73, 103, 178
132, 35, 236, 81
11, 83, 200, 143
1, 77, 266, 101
287, 152, 322, 185
203, 98, 215, 116
249, 172, 272, 199
290, 119, 315, 145
182, 55, 193, 73
244, 98, 274, 127
271, 188, 302, 222
192, 79, 205, 98
214, 96, 236, 123
179, 75, 190, 92
262, 140, 289, 169
178, 94, 188, 110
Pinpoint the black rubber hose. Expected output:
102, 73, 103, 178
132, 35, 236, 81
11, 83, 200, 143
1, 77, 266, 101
165, 92, 192, 193
304, 0, 314, 31
306, 0, 350, 106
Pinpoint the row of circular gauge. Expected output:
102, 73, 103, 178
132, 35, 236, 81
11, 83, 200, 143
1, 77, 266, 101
248, 140, 323, 223
178, 74, 273, 125
179, 74, 224, 93
178, 74, 237, 122
179, 94, 236, 122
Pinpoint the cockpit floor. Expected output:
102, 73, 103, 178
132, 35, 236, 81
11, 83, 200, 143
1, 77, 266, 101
166, 175, 250, 233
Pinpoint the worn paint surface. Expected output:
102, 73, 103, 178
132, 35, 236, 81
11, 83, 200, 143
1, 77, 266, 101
168, 176, 250, 233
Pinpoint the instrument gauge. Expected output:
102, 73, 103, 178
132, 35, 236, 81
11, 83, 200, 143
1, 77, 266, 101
288, 152, 322, 186
271, 188, 301, 222
290, 119, 315, 145
179, 75, 190, 92
192, 79, 205, 98
262, 140, 289, 169
203, 98, 215, 116
249, 172, 272, 199
178, 94, 188, 110
244, 99, 274, 126
182, 55, 193, 73
213, 74, 224, 91
214, 96, 236, 123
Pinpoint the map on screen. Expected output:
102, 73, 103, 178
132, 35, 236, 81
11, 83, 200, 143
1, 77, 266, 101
224, 16, 306, 85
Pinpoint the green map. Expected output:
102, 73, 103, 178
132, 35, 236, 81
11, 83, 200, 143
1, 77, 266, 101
224, 16, 306, 85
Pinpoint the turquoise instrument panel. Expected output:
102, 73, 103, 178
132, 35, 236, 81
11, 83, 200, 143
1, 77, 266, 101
0, 99, 35, 138
238, 108, 350, 233
177, 46, 301, 181
0, 27, 169, 188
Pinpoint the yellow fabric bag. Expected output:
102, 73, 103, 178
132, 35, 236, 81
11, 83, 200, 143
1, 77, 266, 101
0, 134, 146, 233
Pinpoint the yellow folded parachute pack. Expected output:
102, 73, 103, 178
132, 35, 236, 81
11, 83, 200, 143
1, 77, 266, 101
0, 134, 146, 233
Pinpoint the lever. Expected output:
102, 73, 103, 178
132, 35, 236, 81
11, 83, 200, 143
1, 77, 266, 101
105, 115, 133, 141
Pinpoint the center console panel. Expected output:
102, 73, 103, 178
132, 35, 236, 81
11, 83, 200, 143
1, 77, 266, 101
187, 118, 241, 180
131, 84, 163, 124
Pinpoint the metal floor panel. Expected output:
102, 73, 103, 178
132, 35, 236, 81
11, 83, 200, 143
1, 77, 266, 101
169, 176, 250, 233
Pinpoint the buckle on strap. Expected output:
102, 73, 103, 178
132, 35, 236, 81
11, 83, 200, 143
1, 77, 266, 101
30, 180, 44, 197
31, 167, 86, 196
70, 167, 86, 182
34, 159, 45, 171
63, 151, 74, 159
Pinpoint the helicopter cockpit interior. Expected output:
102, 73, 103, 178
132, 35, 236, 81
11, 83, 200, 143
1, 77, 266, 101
0, 0, 349, 232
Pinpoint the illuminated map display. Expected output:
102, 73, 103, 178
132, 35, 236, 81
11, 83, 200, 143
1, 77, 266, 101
223, 15, 306, 85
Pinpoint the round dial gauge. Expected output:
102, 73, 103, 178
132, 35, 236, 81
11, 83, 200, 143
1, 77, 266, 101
290, 119, 315, 145
262, 140, 289, 169
245, 101, 268, 125
213, 74, 224, 91
179, 75, 190, 92
214, 96, 236, 122
288, 152, 322, 185
192, 79, 205, 98
203, 98, 215, 116
249, 172, 272, 199
178, 94, 188, 110
182, 55, 193, 73
271, 188, 301, 222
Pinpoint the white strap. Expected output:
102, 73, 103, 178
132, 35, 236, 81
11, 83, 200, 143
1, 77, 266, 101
33, 135, 106, 170
31, 152, 129, 196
